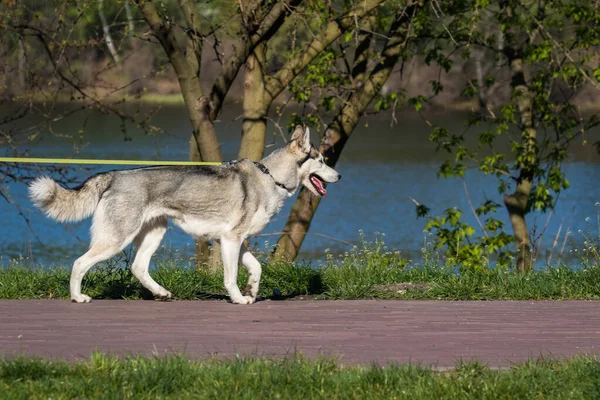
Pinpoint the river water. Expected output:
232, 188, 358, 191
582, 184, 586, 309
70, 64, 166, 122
1, 105, 599, 267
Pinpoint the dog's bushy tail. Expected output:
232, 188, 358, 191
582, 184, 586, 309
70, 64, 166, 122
28, 173, 113, 222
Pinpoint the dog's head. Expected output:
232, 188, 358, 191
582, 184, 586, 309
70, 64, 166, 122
289, 125, 341, 197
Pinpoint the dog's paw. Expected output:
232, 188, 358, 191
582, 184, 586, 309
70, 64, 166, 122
152, 288, 173, 300
230, 295, 250, 305
230, 295, 256, 305
71, 294, 92, 303
156, 289, 172, 301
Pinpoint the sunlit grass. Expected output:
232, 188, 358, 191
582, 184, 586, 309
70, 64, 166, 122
1, 232, 599, 301
1, 353, 599, 399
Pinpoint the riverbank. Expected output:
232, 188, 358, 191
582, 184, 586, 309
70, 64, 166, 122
16, 90, 600, 113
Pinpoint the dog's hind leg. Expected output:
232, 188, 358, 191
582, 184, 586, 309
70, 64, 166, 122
220, 237, 250, 304
239, 244, 261, 303
70, 243, 122, 303
132, 217, 171, 300
71, 201, 142, 303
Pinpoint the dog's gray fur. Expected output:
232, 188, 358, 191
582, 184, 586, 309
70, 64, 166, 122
29, 126, 340, 304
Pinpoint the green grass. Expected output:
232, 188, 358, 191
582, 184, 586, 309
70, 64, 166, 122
1, 242, 599, 300
0, 354, 599, 399
2, 232, 599, 301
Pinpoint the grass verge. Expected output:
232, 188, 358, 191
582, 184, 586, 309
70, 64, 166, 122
1, 354, 599, 399
1, 240, 599, 300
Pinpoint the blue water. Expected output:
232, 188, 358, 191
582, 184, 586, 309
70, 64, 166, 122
1, 105, 599, 267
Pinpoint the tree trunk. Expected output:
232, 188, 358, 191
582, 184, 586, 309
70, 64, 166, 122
504, 55, 535, 272
504, 180, 533, 272
273, 7, 413, 261
124, 2, 135, 38
238, 43, 268, 161
98, 0, 120, 64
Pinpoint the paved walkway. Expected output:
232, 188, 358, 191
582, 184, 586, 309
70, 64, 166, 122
1, 300, 599, 367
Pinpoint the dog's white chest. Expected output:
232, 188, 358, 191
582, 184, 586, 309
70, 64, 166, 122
247, 196, 285, 236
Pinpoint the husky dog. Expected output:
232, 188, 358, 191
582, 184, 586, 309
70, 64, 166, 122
29, 126, 340, 304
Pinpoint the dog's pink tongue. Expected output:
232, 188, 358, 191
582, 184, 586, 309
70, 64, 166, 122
310, 176, 327, 196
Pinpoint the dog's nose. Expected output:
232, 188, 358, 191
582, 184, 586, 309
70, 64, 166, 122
337, 174, 342, 180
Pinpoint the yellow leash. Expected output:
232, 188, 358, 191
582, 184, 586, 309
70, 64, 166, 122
0, 157, 223, 166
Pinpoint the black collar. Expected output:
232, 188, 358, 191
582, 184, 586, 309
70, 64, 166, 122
297, 153, 311, 166
254, 162, 294, 193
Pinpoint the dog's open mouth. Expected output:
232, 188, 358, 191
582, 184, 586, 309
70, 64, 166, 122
310, 174, 327, 196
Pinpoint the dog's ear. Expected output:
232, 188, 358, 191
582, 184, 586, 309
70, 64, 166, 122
290, 125, 311, 153
290, 125, 304, 142
301, 127, 311, 152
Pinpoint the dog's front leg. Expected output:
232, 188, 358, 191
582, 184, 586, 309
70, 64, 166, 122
239, 244, 261, 303
220, 237, 250, 304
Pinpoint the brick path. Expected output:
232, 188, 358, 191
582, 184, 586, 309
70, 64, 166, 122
1, 300, 599, 367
